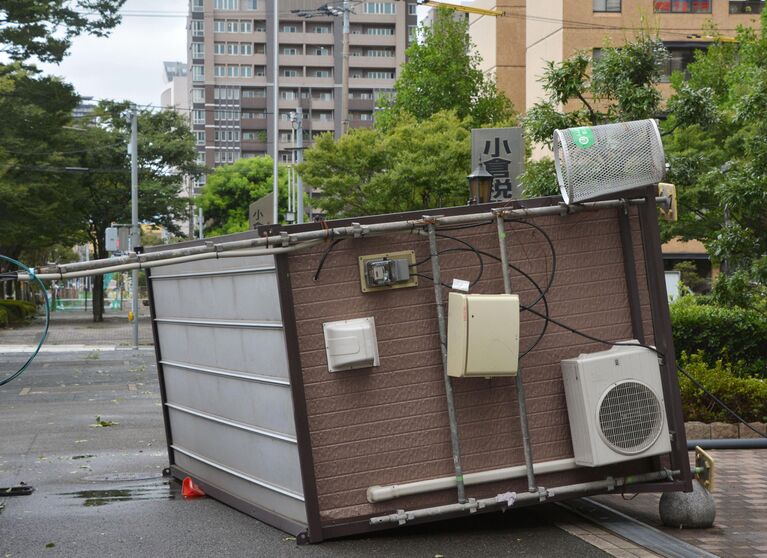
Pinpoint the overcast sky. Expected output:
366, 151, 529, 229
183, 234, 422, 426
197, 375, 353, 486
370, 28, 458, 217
38, 0, 189, 107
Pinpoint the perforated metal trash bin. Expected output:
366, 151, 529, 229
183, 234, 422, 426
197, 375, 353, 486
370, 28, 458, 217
553, 119, 666, 204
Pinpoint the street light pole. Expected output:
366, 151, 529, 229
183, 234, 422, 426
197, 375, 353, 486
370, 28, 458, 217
129, 110, 140, 350
341, 0, 350, 134
272, 0, 280, 224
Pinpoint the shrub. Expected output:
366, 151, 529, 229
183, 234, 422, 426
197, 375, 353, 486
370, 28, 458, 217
670, 295, 767, 377
0, 299, 37, 324
0, 306, 7, 327
678, 352, 767, 423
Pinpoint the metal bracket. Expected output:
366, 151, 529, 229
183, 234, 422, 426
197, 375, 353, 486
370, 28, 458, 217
694, 446, 715, 492
537, 487, 548, 502
351, 222, 364, 239
657, 183, 678, 221
280, 231, 290, 247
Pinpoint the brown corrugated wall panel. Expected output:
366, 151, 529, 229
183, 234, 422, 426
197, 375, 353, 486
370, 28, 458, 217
287, 207, 662, 524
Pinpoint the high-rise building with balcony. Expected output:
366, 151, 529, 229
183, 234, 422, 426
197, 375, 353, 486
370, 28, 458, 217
187, 0, 417, 191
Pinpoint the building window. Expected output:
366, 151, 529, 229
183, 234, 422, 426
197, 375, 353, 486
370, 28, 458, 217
282, 46, 300, 55
312, 46, 330, 55
366, 48, 393, 57
214, 41, 225, 54
242, 88, 266, 97
193, 109, 205, 124
214, 20, 225, 32
192, 65, 204, 81
196, 152, 206, 164
240, 65, 253, 77
312, 25, 331, 33
242, 0, 257, 9
240, 20, 252, 32
282, 24, 298, 32
314, 91, 333, 100
215, 65, 226, 77
191, 0, 204, 12
658, 43, 709, 80
408, 25, 417, 40
593, 0, 621, 11
192, 20, 205, 36
215, 0, 238, 9
226, 65, 239, 77
366, 26, 394, 35
280, 131, 293, 142
281, 90, 297, 99
364, 2, 396, 14
240, 43, 252, 55
729, 1, 765, 13
366, 70, 395, 79
191, 42, 204, 59
192, 88, 205, 103
195, 131, 206, 145
282, 68, 300, 77
408, 3, 417, 14
314, 69, 331, 78
214, 109, 240, 121
214, 86, 240, 100
254, 21, 266, 31
654, 0, 711, 12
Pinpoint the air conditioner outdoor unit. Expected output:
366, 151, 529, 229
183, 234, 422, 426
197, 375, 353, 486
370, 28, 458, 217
561, 343, 671, 467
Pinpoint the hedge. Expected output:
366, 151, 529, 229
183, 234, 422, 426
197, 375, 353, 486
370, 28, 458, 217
678, 352, 767, 423
0, 299, 37, 325
670, 295, 767, 377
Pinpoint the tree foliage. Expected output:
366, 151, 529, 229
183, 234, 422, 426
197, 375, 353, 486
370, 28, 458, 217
663, 14, 767, 304
197, 156, 289, 236
58, 101, 199, 320
0, 0, 125, 63
300, 111, 471, 218
378, 8, 514, 128
0, 64, 84, 260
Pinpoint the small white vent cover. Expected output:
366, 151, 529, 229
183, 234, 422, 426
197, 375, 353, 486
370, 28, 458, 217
561, 343, 671, 467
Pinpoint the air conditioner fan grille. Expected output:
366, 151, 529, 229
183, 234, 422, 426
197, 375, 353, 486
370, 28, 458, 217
598, 381, 663, 455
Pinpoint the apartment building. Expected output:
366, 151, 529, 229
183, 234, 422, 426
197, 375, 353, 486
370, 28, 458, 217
187, 0, 417, 191
496, 0, 764, 112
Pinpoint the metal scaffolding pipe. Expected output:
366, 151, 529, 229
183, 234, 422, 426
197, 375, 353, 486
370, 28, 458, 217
369, 469, 677, 526
496, 213, 537, 493
428, 222, 467, 504
23, 197, 670, 281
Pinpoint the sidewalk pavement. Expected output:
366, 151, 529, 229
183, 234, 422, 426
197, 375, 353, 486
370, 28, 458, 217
0, 310, 153, 348
594, 449, 767, 558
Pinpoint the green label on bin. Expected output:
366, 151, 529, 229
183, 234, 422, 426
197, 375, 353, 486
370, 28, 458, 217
570, 127, 595, 149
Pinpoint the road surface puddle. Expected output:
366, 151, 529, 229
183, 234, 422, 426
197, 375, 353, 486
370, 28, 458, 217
60, 480, 175, 507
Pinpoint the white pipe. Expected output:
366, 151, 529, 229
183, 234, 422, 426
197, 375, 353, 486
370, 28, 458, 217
367, 458, 577, 503
24, 241, 322, 281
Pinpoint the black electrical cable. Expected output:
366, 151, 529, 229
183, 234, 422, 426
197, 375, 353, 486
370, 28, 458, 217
313, 238, 344, 281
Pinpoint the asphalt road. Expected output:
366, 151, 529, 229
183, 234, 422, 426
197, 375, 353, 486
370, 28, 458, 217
0, 350, 609, 558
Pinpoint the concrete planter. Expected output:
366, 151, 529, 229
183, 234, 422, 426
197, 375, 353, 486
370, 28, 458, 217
685, 421, 767, 440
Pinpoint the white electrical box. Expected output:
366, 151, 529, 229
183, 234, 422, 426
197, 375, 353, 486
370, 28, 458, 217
447, 293, 520, 378
561, 343, 671, 467
323, 317, 380, 372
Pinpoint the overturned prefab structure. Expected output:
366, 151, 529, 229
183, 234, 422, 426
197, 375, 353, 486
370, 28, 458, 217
145, 120, 691, 543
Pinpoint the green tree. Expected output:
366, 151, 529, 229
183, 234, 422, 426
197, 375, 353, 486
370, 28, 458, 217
0, 65, 85, 262
300, 111, 471, 218
663, 14, 767, 306
197, 156, 289, 236
0, 0, 125, 63
378, 8, 514, 128
62, 101, 200, 321
520, 31, 711, 197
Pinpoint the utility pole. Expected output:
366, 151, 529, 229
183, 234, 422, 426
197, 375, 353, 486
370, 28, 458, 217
341, 0, 350, 134
272, 0, 280, 224
129, 110, 140, 350
295, 107, 304, 223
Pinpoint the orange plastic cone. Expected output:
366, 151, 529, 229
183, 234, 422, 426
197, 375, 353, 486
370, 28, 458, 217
182, 477, 206, 498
